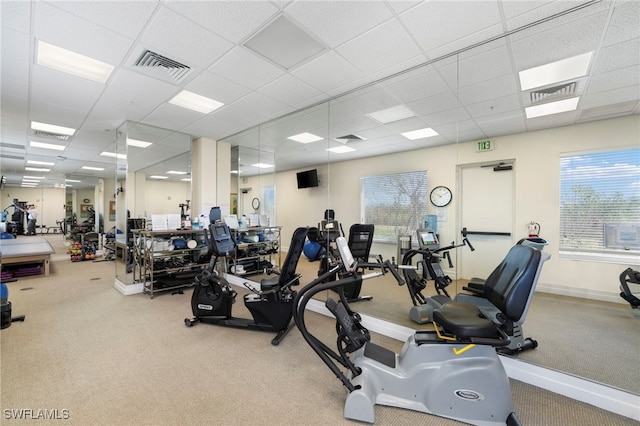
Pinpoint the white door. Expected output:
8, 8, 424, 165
458, 162, 515, 280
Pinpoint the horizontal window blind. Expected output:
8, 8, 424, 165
361, 170, 428, 242
560, 147, 640, 254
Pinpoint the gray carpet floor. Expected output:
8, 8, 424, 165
1, 234, 638, 425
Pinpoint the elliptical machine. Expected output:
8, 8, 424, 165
294, 236, 549, 425
400, 228, 474, 324
619, 267, 640, 313
185, 222, 308, 345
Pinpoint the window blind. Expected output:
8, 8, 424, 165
559, 147, 640, 255
361, 170, 428, 242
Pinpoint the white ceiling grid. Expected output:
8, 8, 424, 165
0, 0, 638, 188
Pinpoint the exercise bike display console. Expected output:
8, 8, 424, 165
184, 223, 308, 346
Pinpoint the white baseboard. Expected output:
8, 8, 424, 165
535, 282, 624, 304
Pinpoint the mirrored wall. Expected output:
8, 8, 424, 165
218, 8, 639, 399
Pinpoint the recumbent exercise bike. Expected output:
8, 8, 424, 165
294, 235, 549, 425
185, 222, 308, 346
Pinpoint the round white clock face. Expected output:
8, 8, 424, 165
430, 186, 452, 207
252, 197, 260, 210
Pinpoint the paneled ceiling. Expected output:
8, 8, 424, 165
1, 0, 638, 187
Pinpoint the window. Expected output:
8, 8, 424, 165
361, 170, 428, 242
559, 147, 640, 260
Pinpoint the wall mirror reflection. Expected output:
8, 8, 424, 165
217, 2, 639, 399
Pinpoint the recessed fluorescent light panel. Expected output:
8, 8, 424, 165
367, 105, 415, 124
150, 175, 168, 179
126, 138, 153, 148
166, 170, 187, 175
327, 146, 356, 154
31, 121, 76, 136
30, 141, 66, 151
181, 178, 191, 182
100, 151, 126, 160
169, 90, 224, 114
519, 52, 593, 91
525, 97, 580, 119
82, 166, 105, 171
36, 40, 114, 84
27, 160, 55, 166
25, 167, 50, 172
287, 132, 323, 143
65, 179, 81, 183
23, 175, 45, 180
401, 127, 439, 140
251, 163, 274, 169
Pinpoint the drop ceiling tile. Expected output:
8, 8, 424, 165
30, 66, 105, 114
285, 1, 392, 48
400, 0, 502, 56
509, 11, 607, 71
141, 6, 234, 69
141, 103, 210, 132
591, 38, 640, 75
181, 105, 264, 141
457, 74, 520, 106
425, 107, 471, 127
292, 51, 364, 93
580, 85, 640, 110
475, 111, 527, 137
588, 65, 640, 95
33, 2, 134, 65
49, 0, 158, 40
209, 47, 285, 90
232, 92, 292, 122
185, 70, 251, 106
600, 0, 640, 47
466, 93, 522, 119
408, 91, 460, 117
258, 74, 323, 107
336, 19, 422, 75
1, 0, 31, 33
379, 67, 449, 104
166, 0, 278, 44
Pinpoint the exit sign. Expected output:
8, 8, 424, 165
477, 140, 493, 152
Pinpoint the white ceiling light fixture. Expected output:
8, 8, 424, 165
287, 132, 323, 143
367, 105, 415, 124
244, 15, 326, 70
167, 170, 187, 175
169, 90, 224, 114
23, 175, 45, 180
327, 146, 356, 154
525, 97, 580, 119
27, 160, 55, 166
36, 40, 114, 84
31, 120, 76, 136
82, 166, 105, 171
150, 175, 168, 179
100, 151, 126, 160
519, 52, 593, 91
30, 141, 66, 151
126, 138, 153, 148
181, 178, 191, 182
251, 163, 274, 169
65, 179, 81, 183
25, 167, 50, 172
401, 127, 439, 140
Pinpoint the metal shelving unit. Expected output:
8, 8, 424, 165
133, 229, 207, 298
228, 226, 281, 276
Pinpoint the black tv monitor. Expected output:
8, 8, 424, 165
296, 169, 319, 188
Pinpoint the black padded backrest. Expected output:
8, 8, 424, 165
348, 224, 374, 262
483, 244, 541, 323
278, 227, 309, 286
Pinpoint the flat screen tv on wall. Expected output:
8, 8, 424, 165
296, 169, 319, 189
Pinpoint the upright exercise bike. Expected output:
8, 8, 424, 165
185, 222, 308, 345
400, 227, 474, 324
294, 236, 549, 425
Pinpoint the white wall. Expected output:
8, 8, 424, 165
271, 115, 639, 303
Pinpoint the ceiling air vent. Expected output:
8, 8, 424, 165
334, 134, 365, 144
0, 154, 24, 160
530, 82, 577, 104
33, 130, 70, 140
0, 142, 25, 150
135, 50, 190, 82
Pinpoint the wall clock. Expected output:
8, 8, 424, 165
252, 197, 260, 210
83, 198, 90, 203
429, 186, 452, 207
